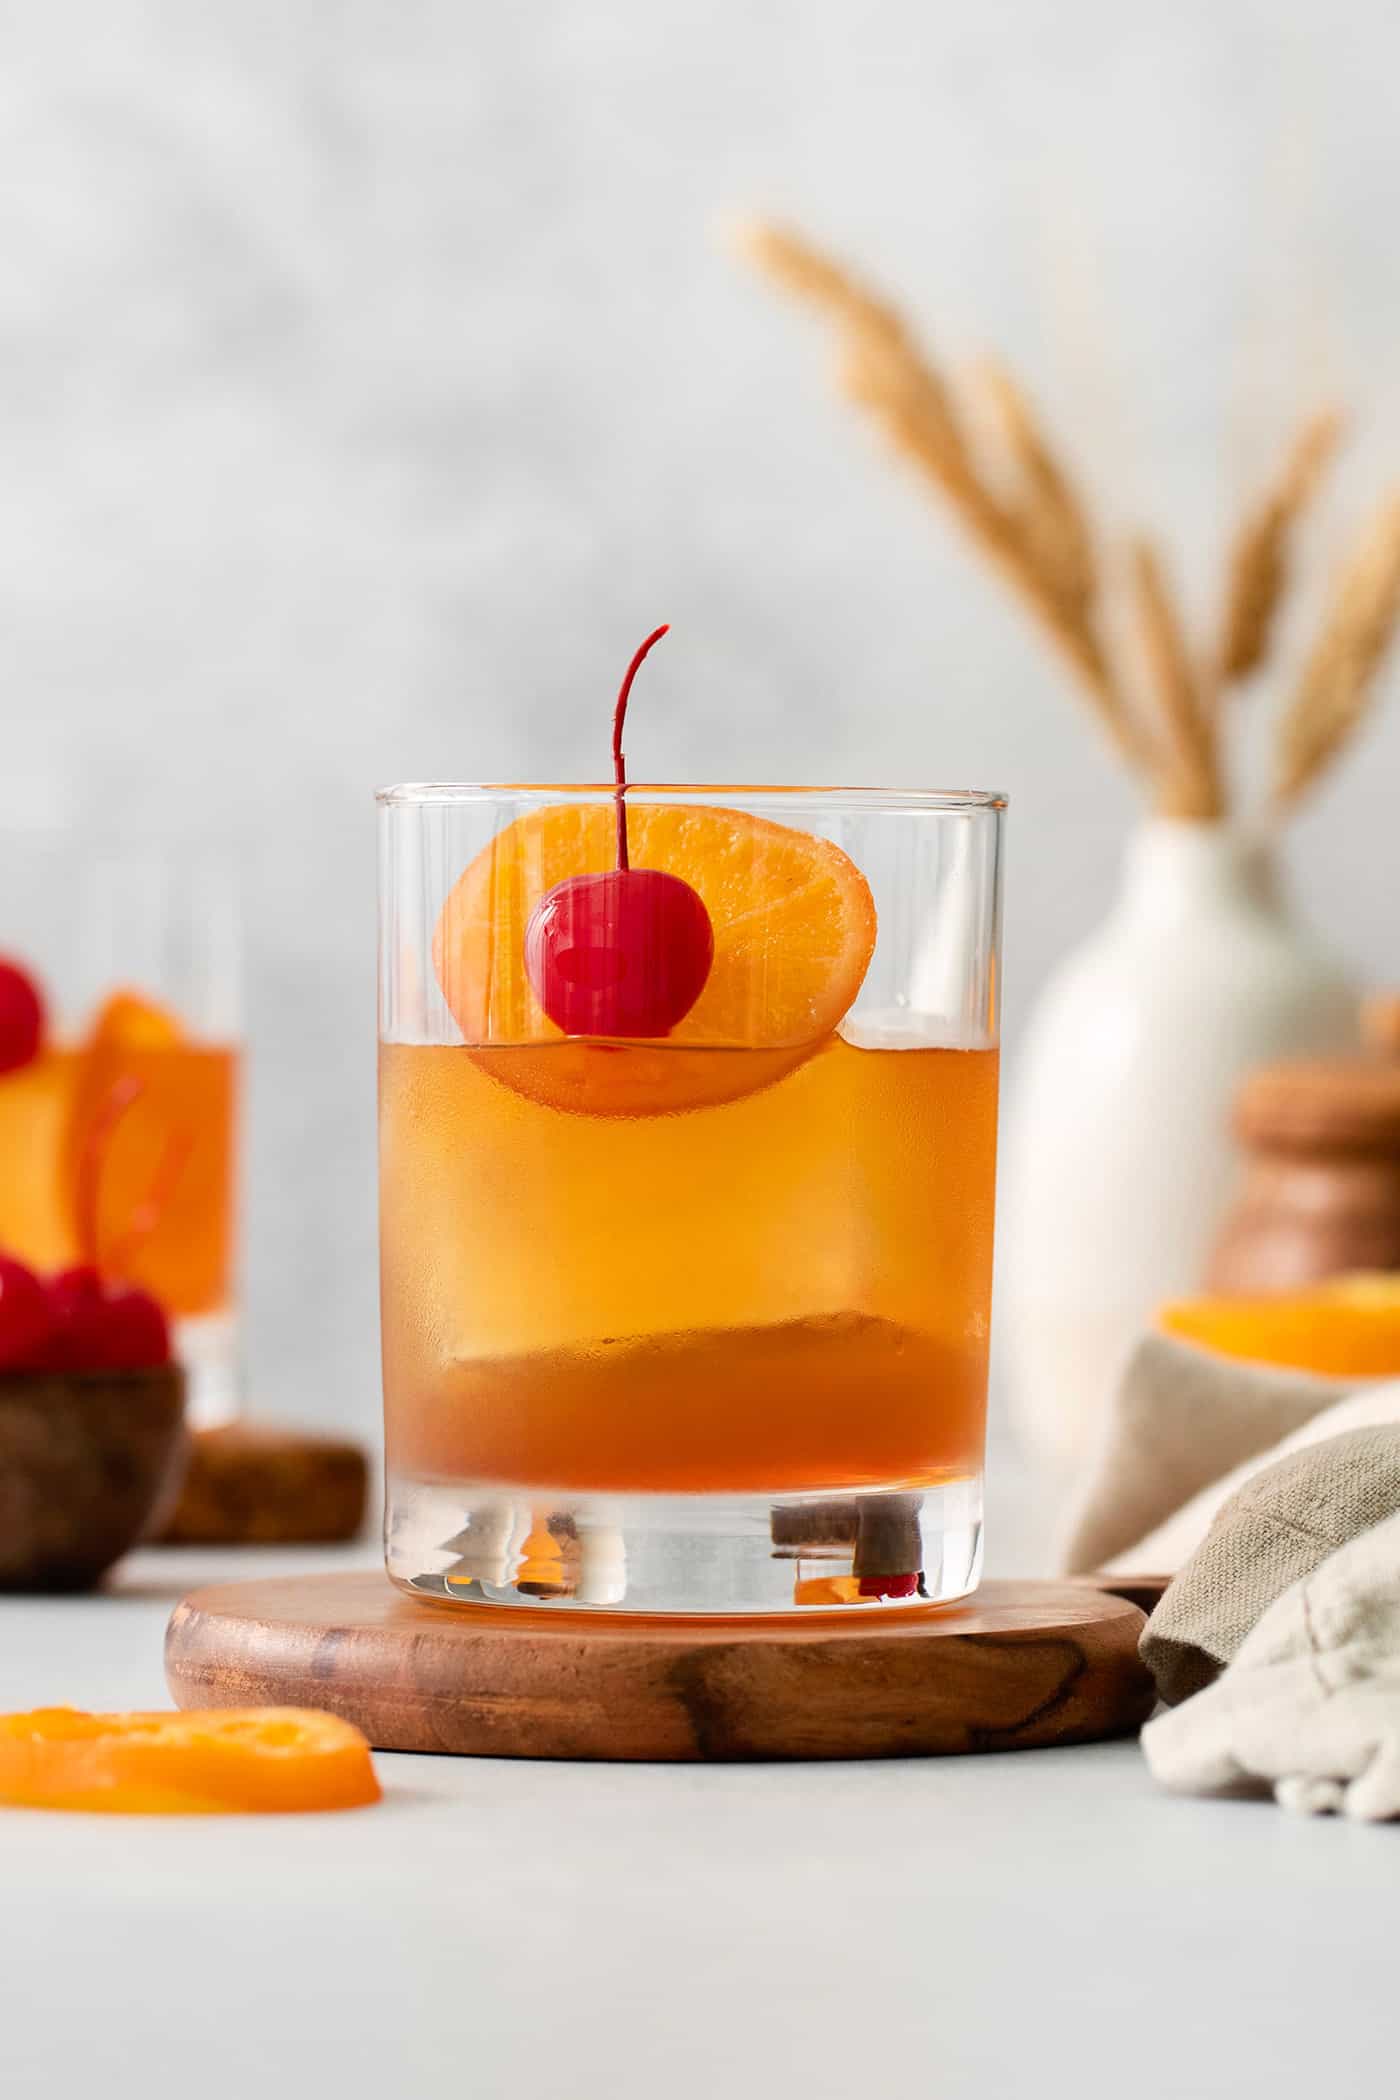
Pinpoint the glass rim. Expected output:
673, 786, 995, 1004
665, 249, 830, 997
376, 781, 1008, 812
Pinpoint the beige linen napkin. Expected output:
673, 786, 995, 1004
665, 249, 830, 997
1057, 1332, 1390, 1574
1143, 1505, 1400, 1821
1140, 1425, 1400, 1703
1114, 1385, 1400, 1575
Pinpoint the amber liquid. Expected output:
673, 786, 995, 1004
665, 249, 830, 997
0, 1041, 238, 1317
379, 1035, 998, 1497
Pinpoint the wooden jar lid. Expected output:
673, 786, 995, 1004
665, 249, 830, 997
1362, 993, 1400, 1057
152, 1422, 369, 1546
1235, 1057, 1400, 1155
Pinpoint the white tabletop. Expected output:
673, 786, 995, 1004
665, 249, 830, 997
3, 1524, 1396, 2100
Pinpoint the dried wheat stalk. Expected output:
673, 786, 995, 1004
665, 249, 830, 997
1130, 539, 1224, 818
1217, 407, 1342, 689
734, 214, 1398, 824
732, 218, 1147, 775
1272, 491, 1400, 810
972, 358, 1096, 622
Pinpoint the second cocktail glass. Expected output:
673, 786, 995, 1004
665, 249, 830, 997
0, 841, 241, 1425
379, 768, 1003, 1615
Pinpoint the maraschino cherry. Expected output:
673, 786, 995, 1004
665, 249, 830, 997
0, 1256, 54, 1369
0, 958, 44, 1075
0, 1259, 172, 1374
36, 1265, 105, 1370
95, 1285, 172, 1371
524, 625, 714, 1038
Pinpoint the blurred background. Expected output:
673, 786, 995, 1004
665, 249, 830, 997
4, 0, 1400, 1440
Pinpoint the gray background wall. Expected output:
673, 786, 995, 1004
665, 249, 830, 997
4, 0, 1399, 1436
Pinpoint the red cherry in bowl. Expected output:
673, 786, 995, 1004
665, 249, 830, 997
0, 1256, 55, 1370
31, 1266, 172, 1372
42, 1265, 109, 1370
0, 958, 44, 1075
97, 1287, 172, 1370
522, 625, 715, 1040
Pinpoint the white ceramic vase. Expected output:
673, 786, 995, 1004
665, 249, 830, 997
1000, 820, 1359, 1469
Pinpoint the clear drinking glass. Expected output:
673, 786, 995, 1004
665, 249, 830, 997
0, 835, 242, 1425
378, 783, 1003, 1613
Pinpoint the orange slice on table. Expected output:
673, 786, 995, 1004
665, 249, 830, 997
432, 801, 878, 1114
1160, 1272, 1400, 1379
0, 1707, 381, 1815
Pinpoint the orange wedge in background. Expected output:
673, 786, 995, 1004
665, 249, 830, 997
0, 1707, 381, 1815
62, 990, 186, 1219
1160, 1272, 1400, 1378
59, 990, 236, 1316
85, 990, 185, 1054
432, 801, 878, 1115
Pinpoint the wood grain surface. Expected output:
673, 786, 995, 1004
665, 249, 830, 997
165, 1570, 1157, 1762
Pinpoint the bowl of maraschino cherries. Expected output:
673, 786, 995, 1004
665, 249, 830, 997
0, 960, 186, 1592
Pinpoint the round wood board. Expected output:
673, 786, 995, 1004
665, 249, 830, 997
165, 1571, 1156, 1763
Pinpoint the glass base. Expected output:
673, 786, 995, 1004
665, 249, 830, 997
174, 1312, 241, 1430
386, 1472, 983, 1615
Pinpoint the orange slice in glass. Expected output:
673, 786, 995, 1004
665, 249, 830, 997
61, 991, 185, 1266
59, 992, 234, 1317
432, 801, 877, 1114
85, 990, 185, 1053
0, 1707, 381, 1814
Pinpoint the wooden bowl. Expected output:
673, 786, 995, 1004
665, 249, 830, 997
0, 1364, 187, 1592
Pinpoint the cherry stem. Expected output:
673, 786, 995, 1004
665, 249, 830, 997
75, 1073, 194, 1281
611, 623, 670, 871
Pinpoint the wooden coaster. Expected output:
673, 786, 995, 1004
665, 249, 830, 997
150, 1424, 369, 1546
165, 1571, 1156, 1762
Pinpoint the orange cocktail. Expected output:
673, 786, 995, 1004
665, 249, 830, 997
379, 635, 1004, 1613
0, 992, 237, 1321
0, 862, 241, 1429
381, 1036, 997, 1496
0, 1020, 235, 1321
